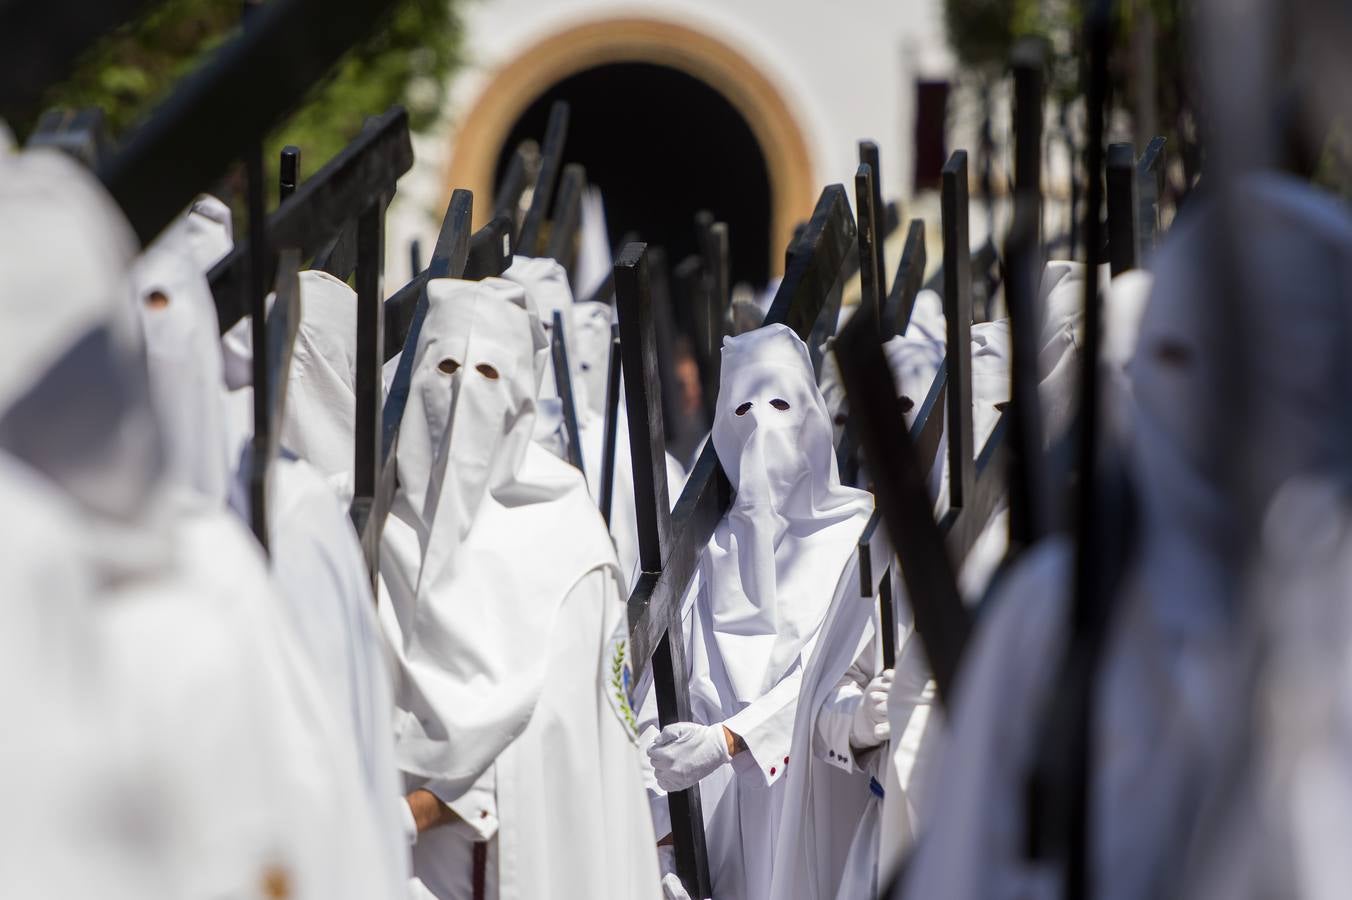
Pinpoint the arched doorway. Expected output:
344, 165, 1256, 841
443, 17, 816, 281
494, 62, 772, 286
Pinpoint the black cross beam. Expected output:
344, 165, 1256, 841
349, 189, 473, 588
463, 213, 516, 281
834, 147, 1015, 705
279, 146, 300, 202
24, 107, 109, 166
598, 323, 623, 527
857, 511, 896, 666
615, 184, 856, 897
550, 310, 587, 475
858, 141, 889, 294
855, 163, 884, 331
942, 152, 976, 513
691, 213, 731, 423
494, 140, 538, 223
883, 221, 927, 338
582, 230, 640, 306
209, 107, 414, 333
835, 149, 893, 486
0, 0, 158, 123
834, 312, 976, 707
516, 101, 569, 256
1007, 40, 1051, 550
1025, 2, 1114, 894
1136, 136, 1167, 260
313, 223, 360, 282
545, 163, 587, 273
383, 202, 509, 363
1106, 142, 1139, 276
247, 248, 302, 551
95, 0, 403, 249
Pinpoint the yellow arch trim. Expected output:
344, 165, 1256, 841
443, 16, 818, 277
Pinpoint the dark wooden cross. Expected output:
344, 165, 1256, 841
550, 310, 587, 475
1026, 3, 1116, 895
1107, 137, 1169, 276
209, 107, 414, 334
24, 107, 109, 166
545, 163, 587, 274
1006, 37, 1050, 550
494, 140, 538, 223
835, 147, 1017, 706
349, 189, 475, 588
516, 101, 570, 256
246, 248, 303, 550
614, 185, 857, 896
1136, 136, 1167, 258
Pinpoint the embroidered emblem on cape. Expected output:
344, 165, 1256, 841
604, 625, 640, 742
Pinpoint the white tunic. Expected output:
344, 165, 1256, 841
638, 325, 873, 900
379, 277, 660, 899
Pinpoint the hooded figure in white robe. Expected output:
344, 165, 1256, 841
636, 324, 874, 900
0, 150, 160, 897
0, 148, 388, 899
134, 209, 403, 897
503, 255, 684, 584
784, 270, 1090, 899
377, 275, 660, 900
199, 263, 411, 890
900, 172, 1342, 900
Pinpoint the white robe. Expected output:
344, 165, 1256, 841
133, 200, 408, 894
639, 325, 872, 900
401, 568, 660, 900
231, 449, 411, 893
1, 150, 389, 898
782, 265, 1094, 898
379, 277, 660, 899
0, 455, 160, 899
98, 494, 396, 899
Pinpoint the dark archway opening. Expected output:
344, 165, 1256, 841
494, 62, 773, 288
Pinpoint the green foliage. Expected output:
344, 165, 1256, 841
24, 0, 461, 194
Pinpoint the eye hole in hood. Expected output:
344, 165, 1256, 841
438, 358, 461, 375
476, 363, 500, 380
735, 401, 752, 416
769, 398, 790, 411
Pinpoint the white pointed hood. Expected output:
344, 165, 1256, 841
570, 299, 614, 421
133, 208, 233, 504
279, 270, 360, 478
0, 149, 164, 526
182, 194, 234, 272
706, 324, 874, 702
382, 275, 619, 791
1128, 173, 1352, 626
502, 254, 589, 411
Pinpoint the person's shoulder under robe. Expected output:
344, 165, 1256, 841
898, 538, 1072, 900
637, 563, 844, 900
98, 500, 397, 900
404, 564, 661, 900
0, 457, 168, 899
232, 451, 411, 894
767, 551, 885, 900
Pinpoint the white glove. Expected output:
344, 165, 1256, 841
658, 846, 692, 900
648, 722, 731, 793
850, 669, 893, 749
